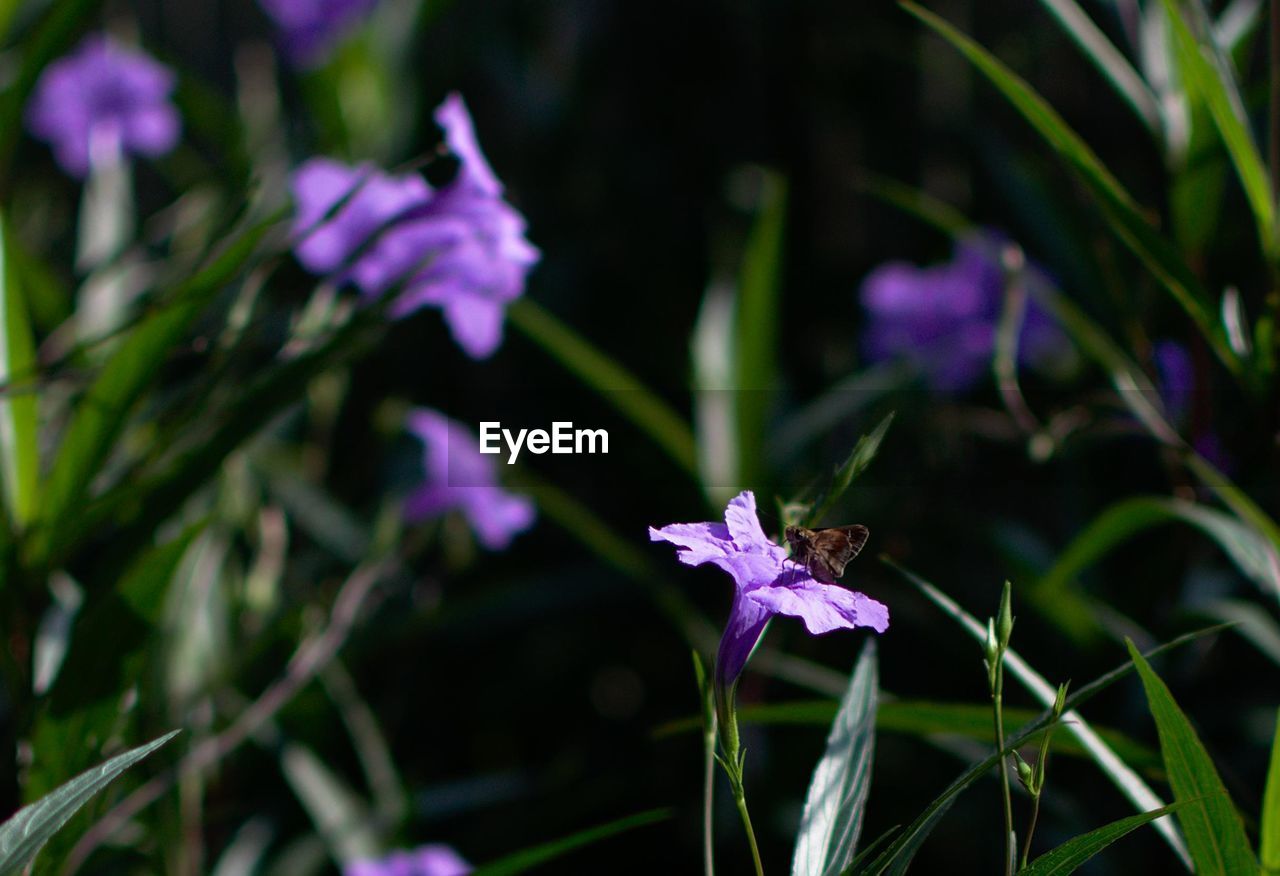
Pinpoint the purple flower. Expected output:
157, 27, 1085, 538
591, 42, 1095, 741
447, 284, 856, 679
345, 844, 471, 876
1153, 341, 1232, 471
287, 94, 539, 359
649, 491, 888, 686
259, 0, 379, 68
404, 408, 535, 550
25, 35, 180, 178
860, 233, 1065, 391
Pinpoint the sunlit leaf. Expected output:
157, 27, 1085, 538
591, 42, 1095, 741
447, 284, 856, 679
0, 730, 178, 876
0, 212, 40, 529
1020, 802, 1187, 876
1126, 640, 1256, 875
793, 640, 878, 876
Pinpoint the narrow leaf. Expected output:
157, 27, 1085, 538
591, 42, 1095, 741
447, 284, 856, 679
1126, 640, 1257, 875
1262, 708, 1280, 871
1020, 802, 1188, 876
0, 729, 178, 875
471, 809, 671, 876
1158, 0, 1274, 257
793, 640, 879, 876
807, 413, 895, 526
0, 212, 40, 529
734, 172, 787, 492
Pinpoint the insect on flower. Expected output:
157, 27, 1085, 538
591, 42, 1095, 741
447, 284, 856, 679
784, 524, 869, 585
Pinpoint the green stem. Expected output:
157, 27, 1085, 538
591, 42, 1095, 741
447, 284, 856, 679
1020, 793, 1042, 870
703, 716, 717, 876
993, 667, 1014, 876
733, 787, 765, 876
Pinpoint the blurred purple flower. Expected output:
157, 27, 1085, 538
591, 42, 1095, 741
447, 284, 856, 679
649, 491, 888, 686
288, 94, 539, 359
860, 233, 1066, 391
1153, 340, 1232, 471
405, 408, 535, 550
25, 35, 180, 178
259, 0, 379, 68
346, 844, 471, 876
1153, 340, 1194, 423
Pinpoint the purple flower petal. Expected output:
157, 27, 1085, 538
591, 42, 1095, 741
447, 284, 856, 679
716, 589, 773, 689
435, 92, 503, 197
345, 843, 472, 876
260, 0, 380, 68
747, 579, 890, 635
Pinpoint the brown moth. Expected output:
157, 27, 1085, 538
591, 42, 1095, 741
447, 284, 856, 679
783, 524, 870, 584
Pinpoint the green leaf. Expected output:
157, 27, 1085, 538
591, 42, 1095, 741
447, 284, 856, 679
1033, 496, 1279, 638
1033, 0, 1163, 136
793, 640, 879, 876
806, 413, 895, 526
33, 218, 273, 565
900, 1, 1240, 378
1019, 801, 1188, 876
0, 729, 178, 875
470, 809, 671, 875
1158, 0, 1274, 258
1126, 639, 1257, 876
0, 212, 40, 529
1263, 708, 1280, 872
850, 619, 1223, 875
507, 298, 698, 480
734, 172, 786, 493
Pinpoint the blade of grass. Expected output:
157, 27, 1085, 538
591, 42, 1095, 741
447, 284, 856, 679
1033, 0, 1164, 135
1262, 707, 1280, 872
507, 298, 698, 480
470, 809, 671, 876
1126, 640, 1257, 875
901, 1, 1242, 380
734, 173, 786, 493
0, 213, 40, 530
1159, 0, 1275, 258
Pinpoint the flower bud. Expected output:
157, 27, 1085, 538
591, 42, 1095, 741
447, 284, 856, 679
1012, 750, 1034, 791
997, 580, 1014, 648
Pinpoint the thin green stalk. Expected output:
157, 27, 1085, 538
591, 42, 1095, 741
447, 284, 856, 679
993, 668, 1015, 876
703, 723, 716, 876
1020, 792, 1042, 870
734, 789, 765, 876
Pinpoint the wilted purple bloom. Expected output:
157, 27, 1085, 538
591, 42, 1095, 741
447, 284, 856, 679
259, 0, 379, 68
25, 35, 180, 178
288, 94, 538, 359
346, 844, 471, 876
860, 233, 1065, 391
404, 408, 535, 550
649, 491, 888, 686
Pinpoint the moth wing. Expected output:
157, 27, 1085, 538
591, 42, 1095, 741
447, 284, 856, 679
810, 525, 870, 579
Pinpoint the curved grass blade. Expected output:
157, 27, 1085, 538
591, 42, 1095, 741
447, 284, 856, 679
0, 729, 179, 875
868, 560, 1194, 872
0, 212, 40, 530
470, 808, 671, 876
900, 1, 1240, 379
793, 640, 878, 876
1262, 708, 1280, 872
1158, 0, 1274, 258
734, 172, 786, 493
1126, 640, 1257, 876
1019, 801, 1188, 876
1035, 496, 1280, 613
1033, 0, 1163, 136
506, 298, 698, 480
